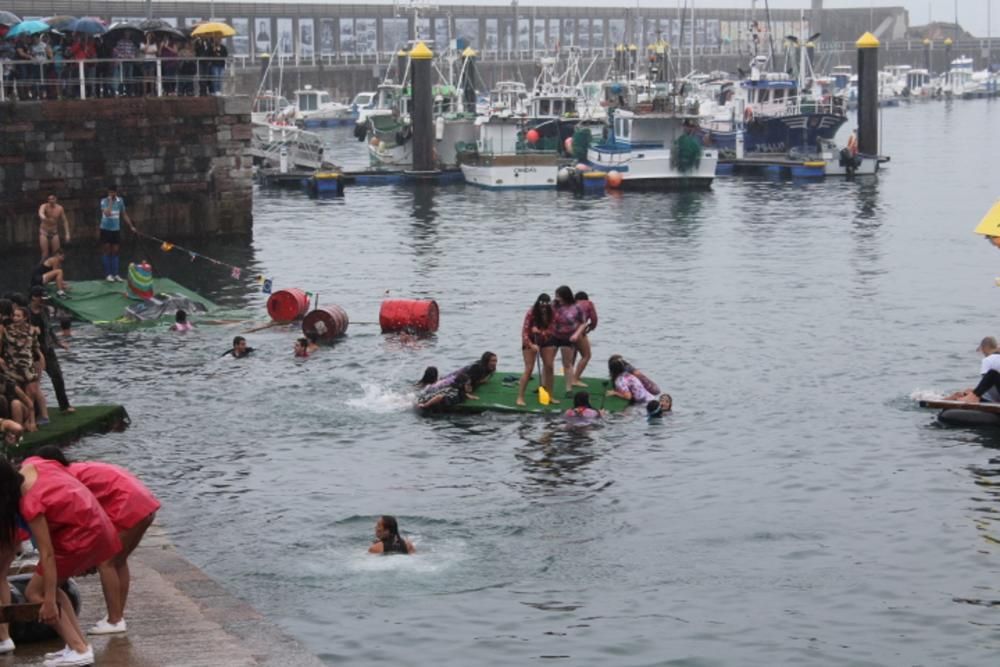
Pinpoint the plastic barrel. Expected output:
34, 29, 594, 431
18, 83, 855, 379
379, 299, 439, 333
266, 288, 310, 322
302, 305, 350, 340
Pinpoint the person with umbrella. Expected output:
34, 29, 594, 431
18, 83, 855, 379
110, 28, 139, 97
141, 32, 158, 95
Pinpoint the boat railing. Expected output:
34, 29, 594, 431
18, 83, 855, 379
756, 94, 847, 118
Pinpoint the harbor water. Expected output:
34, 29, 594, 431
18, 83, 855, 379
5, 99, 1000, 665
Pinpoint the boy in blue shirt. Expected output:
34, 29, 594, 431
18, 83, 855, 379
99, 185, 137, 282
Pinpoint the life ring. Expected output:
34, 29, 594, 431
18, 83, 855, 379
743, 106, 754, 123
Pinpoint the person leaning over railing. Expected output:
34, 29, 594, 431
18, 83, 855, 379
141, 33, 158, 96
111, 35, 138, 97
159, 38, 178, 96
209, 36, 227, 95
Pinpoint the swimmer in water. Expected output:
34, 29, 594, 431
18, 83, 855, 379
222, 336, 253, 359
293, 337, 309, 357
368, 515, 415, 555
564, 391, 602, 420
170, 309, 193, 332
415, 366, 439, 387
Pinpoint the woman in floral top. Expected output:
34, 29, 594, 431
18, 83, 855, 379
517, 294, 556, 406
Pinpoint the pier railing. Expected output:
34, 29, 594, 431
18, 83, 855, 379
0, 56, 237, 102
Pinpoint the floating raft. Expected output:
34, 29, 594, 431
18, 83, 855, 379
919, 399, 1000, 427
448, 372, 631, 415
12, 405, 129, 457
47, 279, 217, 325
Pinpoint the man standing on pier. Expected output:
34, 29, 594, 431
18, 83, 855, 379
99, 186, 137, 282
38, 194, 71, 260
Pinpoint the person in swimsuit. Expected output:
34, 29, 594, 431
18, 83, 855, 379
368, 515, 415, 555
31, 446, 161, 635
517, 294, 557, 406
222, 336, 254, 359
608, 354, 661, 396
414, 366, 439, 387
37, 194, 71, 260
293, 337, 310, 358
170, 309, 193, 332
573, 291, 598, 384
0, 457, 121, 665
416, 372, 475, 411
551, 286, 588, 395
30, 248, 69, 298
564, 391, 602, 420
606, 357, 657, 404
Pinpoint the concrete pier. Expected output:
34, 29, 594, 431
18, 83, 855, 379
14, 526, 324, 666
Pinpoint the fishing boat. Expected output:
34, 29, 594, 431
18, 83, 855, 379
293, 86, 354, 128
587, 91, 717, 190
459, 116, 563, 189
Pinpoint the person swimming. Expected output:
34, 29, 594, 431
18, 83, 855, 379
415, 366, 439, 387
416, 372, 475, 411
171, 309, 193, 332
647, 394, 673, 419
564, 391, 602, 420
294, 337, 310, 357
368, 515, 415, 555
222, 336, 253, 359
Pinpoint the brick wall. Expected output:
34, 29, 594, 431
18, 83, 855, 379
0, 96, 253, 251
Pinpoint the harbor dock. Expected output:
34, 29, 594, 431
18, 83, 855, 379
14, 526, 325, 666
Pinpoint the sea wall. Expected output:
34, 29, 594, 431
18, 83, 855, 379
0, 96, 253, 252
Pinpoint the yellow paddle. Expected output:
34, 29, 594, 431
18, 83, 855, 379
536, 350, 550, 405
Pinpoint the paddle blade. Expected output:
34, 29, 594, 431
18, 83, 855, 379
538, 385, 551, 405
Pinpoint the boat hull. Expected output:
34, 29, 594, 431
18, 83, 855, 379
588, 145, 717, 190
707, 113, 846, 154
460, 154, 560, 189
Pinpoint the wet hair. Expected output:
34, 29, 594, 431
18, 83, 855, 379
479, 351, 497, 368
555, 286, 575, 305
175, 309, 188, 324
532, 293, 553, 329
574, 291, 589, 301
609, 357, 627, 381
0, 459, 23, 551
379, 515, 407, 553
467, 363, 487, 385
295, 337, 308, 348
415, 366, 438, 386
232, 336, 246, 347
380, 515, 401, 539
646, 399, 663, 418
33, 445, 71, 466
59, 318, 72, 332
573, 391, 593, 409
305, 332, 319, 344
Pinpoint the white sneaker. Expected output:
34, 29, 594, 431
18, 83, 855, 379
113, 275, 124, 282
44, 645, 69, 660
43, 644, 93, 667
0, 638, 14, 654
105, 275, 115, 282
88, 617, 126, 634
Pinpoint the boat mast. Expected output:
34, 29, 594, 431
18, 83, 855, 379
690, 0, 695, 75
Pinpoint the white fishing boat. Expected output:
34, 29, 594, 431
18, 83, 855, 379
587, 92, 717, 190
293, 86, 354, 128
460, 117, 561, 189
249, 123, 326, 171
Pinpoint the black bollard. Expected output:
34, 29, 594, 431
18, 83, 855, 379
856, 31, 879, 156
410, 41, 435, 173
923, 38, 932, 74
462, 47, 477, 114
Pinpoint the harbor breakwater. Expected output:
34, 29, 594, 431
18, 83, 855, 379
0, 96, 254, 251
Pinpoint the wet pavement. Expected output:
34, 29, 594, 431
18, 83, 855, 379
11, 526, 324, 666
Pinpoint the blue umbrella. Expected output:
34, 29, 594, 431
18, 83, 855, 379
5, 19, 52, 38
68, 17, 107, 35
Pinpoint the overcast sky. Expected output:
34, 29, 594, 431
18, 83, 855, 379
245, 1, 997, 37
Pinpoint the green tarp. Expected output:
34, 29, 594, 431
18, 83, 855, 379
7, 405, 129, 459
449, 372, 631, 415
47, 279, 218, 325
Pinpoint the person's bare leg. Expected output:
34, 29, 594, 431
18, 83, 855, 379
573, 335, 591, 386
30, 382, 47, 421
0, 548, 13, 642
517, 347, 537, 406
51, 235, 61, 255
560, 346, 576, 393
39, 233, 50, 260
541, 347, 559, 403
97, 560, 123, 624
25, 573, 88, 653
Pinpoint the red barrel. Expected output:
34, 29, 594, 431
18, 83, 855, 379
266, 288, 310, 322
302, 305, 350, 340
379, 299, 439, 333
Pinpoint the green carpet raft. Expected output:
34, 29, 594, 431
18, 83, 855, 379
6, 405, 129, 460
447, 373, 631, 415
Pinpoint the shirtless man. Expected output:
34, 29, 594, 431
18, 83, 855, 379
37, 194, 71, 260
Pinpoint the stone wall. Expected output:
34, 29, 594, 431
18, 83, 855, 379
0, 96, 253, 252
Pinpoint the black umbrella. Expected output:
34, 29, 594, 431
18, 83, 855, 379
148, 25, 186, 41
0, 11, 21, 27
43, 15, 77, 31
137, 18, 171, 32
106, 21, 142, 37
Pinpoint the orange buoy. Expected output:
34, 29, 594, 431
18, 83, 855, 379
379, 299, 439, 334
525, 129, 540, 144
302, 305, 349, 340
606, 170, 624, 188
266, 288, 310, 322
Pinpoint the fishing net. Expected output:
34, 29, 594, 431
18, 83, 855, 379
673, 134, 702, 173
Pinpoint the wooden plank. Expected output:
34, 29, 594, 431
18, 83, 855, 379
919, 399, 1000, 414
0, 603, 41, 623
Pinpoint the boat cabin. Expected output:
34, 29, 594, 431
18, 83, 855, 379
530, 93, 577, 119
351, 92, 376, 111
610, 108, 695, 149
294, 87, 334, 113
830, 65, 852, 91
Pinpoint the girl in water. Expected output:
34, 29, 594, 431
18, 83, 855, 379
170, 309, 193, 332
368, 515, 415, 555
606, 357, 657, 404
564, 391, 602, 420
517, 294, 556, 406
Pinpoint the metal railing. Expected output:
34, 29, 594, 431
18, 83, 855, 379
0, 56, 237, 102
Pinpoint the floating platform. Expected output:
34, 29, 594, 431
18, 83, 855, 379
919, 399, 1000, 427
446, 372, 631, 415
342, 168, 464, 187
717, 153, 884, 178
48, 279, 217, 325
12, 405, 129, 457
